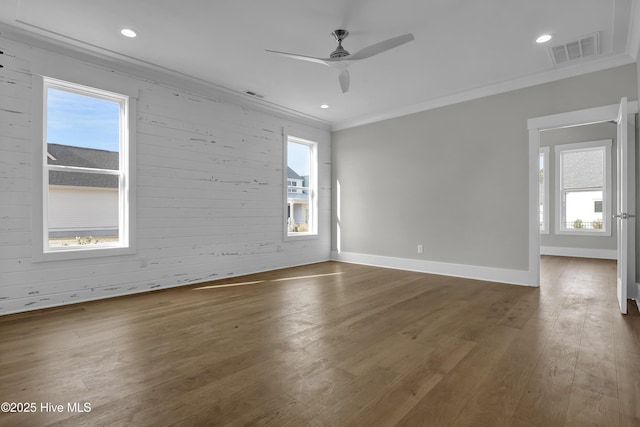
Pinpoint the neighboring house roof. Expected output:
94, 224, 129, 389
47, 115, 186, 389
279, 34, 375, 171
47, 143, 118, 189
287, 167, 303, 180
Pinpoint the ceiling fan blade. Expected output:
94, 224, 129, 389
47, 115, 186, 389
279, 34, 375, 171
265, 49, 331, 66
338, 69, 350, 93
348, 33, 415, 61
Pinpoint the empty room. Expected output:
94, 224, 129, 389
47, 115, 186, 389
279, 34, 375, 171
1, 0, 640, 426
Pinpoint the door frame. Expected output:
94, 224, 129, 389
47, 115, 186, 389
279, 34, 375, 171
527, 101, 638, 288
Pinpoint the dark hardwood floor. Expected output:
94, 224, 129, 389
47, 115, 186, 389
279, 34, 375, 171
0, 256, 638, 426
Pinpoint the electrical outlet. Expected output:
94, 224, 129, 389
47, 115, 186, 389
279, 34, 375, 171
417, 244, 424, 254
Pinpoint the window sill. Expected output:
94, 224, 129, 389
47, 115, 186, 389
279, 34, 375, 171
555, 230, 611, 237
35, 245, 135, 262
285, 232, 319, 242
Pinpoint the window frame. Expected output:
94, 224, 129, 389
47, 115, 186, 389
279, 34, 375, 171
554, 139, 612, 236
33, 75, 137, 261
284, 135, 318, 240
539, 146, 550, 234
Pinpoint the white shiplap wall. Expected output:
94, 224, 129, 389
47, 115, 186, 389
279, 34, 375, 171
0, 37, 331, 315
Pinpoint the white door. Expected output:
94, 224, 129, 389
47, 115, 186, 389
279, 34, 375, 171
615, 97, 628, 314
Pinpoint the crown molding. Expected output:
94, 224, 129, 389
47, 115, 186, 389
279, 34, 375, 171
0, 22, 331, 132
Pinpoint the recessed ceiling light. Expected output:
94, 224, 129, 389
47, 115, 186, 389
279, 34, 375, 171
536, 34, 552, 44
320, 104, 329, 109
120, 28, 137, 38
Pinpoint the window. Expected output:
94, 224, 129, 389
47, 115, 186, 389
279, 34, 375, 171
286, 136, 318, 237
539, 146, 550, 234
594, 200, 603, 213
42, 77, 132, 255
555, 140, 611, 235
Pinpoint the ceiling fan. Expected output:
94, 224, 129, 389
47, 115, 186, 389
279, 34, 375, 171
266, 30, 415, 93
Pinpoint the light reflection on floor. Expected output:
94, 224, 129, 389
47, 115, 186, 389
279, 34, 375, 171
193, 280, 264, 290
272, 273, 343, 282
192, 272, 343, 290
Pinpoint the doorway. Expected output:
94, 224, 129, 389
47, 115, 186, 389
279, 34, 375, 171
527, 100, 637, 313
539, 124, 616, 259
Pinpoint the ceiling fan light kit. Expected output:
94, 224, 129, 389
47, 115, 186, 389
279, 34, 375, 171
266, 29, 415, 93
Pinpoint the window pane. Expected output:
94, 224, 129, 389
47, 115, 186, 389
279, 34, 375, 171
47, 88, 120, 170
564, 190, 603, 230
48, 171, 120, 247
287, 140, 311, 234
43, 79, 130, 255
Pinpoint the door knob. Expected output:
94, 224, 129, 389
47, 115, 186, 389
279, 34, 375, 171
613, 213, 635, 219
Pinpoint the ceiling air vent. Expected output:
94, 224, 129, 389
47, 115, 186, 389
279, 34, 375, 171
245, 90, 265, 99
549, 33, 599, 65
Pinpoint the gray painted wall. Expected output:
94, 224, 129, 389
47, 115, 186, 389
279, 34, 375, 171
540, 122, 617, 252
332, 64, 637, 274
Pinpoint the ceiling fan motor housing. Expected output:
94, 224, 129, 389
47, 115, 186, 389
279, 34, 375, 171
330, 29, 351, 58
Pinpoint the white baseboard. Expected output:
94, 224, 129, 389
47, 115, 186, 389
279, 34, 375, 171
330, 251, 534, 287
540, 246, 616, 260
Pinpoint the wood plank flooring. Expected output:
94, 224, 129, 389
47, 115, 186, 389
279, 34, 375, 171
0, 256, 638, 426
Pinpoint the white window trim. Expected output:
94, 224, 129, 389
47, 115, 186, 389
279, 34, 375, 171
32, 74, 137, 262
539, 146, 550, 235
554, 139, 611, 236
284, 135, 318, 241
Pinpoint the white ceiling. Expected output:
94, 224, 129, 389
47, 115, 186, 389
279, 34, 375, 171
1, 0, 640, 130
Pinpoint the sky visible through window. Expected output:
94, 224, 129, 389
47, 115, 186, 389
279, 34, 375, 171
47, 88, 120, 152
288, 141, 310, 177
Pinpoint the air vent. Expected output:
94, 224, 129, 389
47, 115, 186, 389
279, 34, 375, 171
550, 33, 599, 65
245, 90, 265, 99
